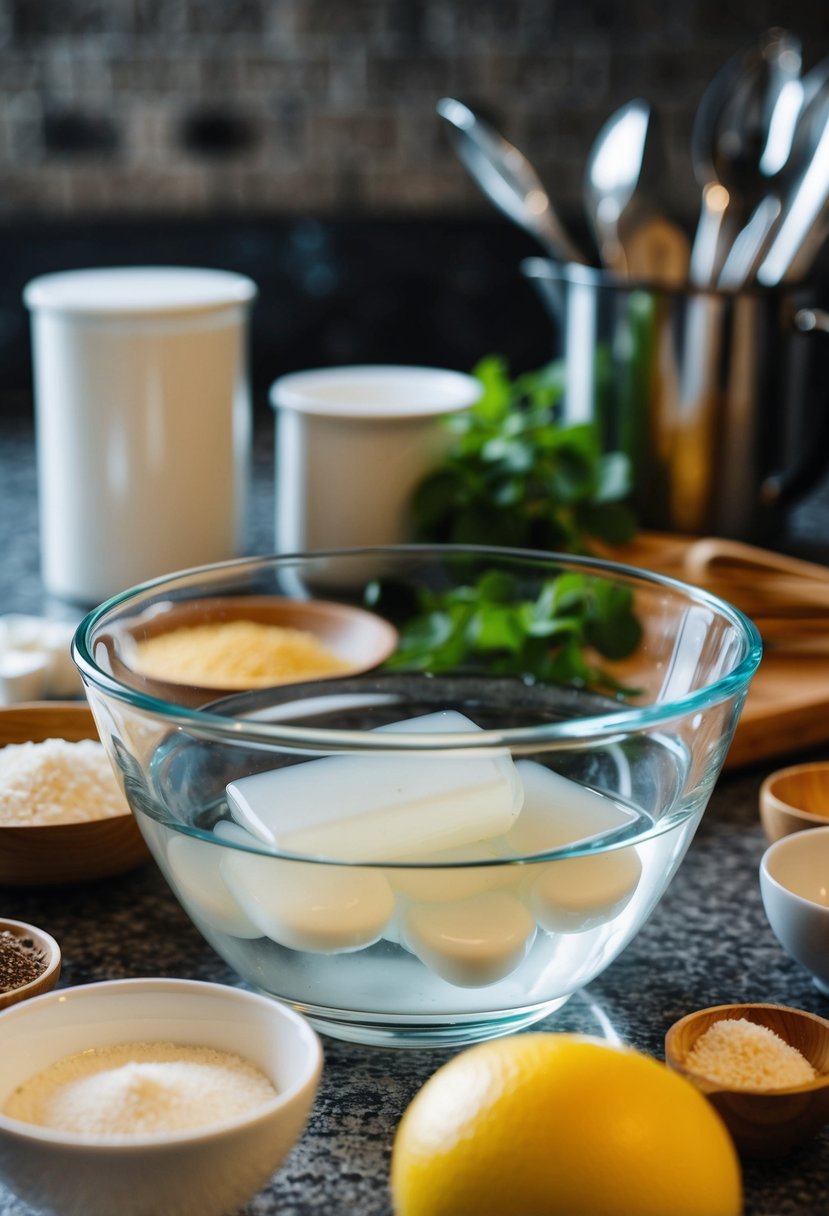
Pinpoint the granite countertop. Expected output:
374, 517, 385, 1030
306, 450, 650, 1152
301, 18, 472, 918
2, 410, 829, 1215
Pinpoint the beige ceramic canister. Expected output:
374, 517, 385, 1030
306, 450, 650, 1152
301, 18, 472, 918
269, 364, 482, 557
24, 267, 257, 605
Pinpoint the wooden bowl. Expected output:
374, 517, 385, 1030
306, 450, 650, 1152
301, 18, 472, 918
665, 1003, 829, 1156
99, 595, 400, 709
0, 703, 151, 887
760, 761, 829, 843
0, 917, 61, 1011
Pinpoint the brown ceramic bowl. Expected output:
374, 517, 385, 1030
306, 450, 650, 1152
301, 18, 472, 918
0, 917, 61, 1011
99, 595, 400, 709
665, 1002, 829, 1156
0, 703, 151, 886
760, 761, 829, 843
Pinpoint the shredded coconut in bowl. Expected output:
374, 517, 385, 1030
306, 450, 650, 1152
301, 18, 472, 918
0, 738, 129, 827
686, 1017, 817, 1090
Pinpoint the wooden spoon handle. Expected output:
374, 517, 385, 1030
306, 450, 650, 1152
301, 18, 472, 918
622, 215, 691, 287
684, 538, 829, 585
703, 577, 829, 614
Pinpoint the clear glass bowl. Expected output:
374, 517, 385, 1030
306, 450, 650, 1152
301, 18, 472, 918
73, 546, 761, 1047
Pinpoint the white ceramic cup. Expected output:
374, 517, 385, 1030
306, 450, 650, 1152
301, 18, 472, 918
760, 825, 829, 995
269, 365, 482, 554
24, 267, 257, 605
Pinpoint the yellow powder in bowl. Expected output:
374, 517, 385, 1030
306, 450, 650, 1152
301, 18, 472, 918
686, 1017, 817, 1090
132, 620, 353, 689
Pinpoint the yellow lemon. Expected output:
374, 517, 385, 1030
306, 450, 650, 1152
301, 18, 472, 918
390, 1033, 741, 1216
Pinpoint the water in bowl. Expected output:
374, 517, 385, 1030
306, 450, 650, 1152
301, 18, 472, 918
123, 681, 701, 1046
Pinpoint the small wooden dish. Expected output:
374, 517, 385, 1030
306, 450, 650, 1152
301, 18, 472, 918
0, 917, 61, 1011
99, 595, 400, 709
0, 703, 151, 887
665, 1003, 829, 1156
760, 762, 829, 843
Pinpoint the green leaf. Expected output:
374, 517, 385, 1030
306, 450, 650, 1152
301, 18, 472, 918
583, 582, 643, 659
469, 604, 526, 652
577, 502, 638, 545
596, 451, 633, 501
408, 356, 638, 558
398, 356, 644, 687
381, 567, 642, 693
475, 570, 517, 603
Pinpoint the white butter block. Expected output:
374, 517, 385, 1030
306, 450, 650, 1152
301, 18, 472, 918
499, 761, 642, 934
0, 614, 82, 700
0, 649, 50, 706
503, 760, 638, 854
1, 615, 46, 649
403, 890, 536, 987
165, 828, 262, 939
221, 850, 395, 953
387, 840, 518, 903
530, 848, 643, 933
226, 710, 523, 862
41, 620, 83, 697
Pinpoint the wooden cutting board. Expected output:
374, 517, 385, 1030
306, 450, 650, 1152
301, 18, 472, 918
605, 533, 829, 770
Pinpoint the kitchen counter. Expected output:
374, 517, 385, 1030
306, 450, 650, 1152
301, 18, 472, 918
2, 410, 829, 1215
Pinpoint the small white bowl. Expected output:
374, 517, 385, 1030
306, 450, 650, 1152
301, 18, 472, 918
760, 826, 829, 995
0, 978, 323, 1216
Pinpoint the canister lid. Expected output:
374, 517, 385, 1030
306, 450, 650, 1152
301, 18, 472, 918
23, 267, 257, 318
269, 365, 483, 419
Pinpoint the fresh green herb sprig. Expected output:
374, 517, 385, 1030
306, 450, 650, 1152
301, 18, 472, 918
379, 569, 642, 694
411, 355, 637, 554
375, 358, 644, 692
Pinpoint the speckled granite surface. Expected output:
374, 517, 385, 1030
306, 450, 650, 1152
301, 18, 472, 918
2, 411, 829, 1216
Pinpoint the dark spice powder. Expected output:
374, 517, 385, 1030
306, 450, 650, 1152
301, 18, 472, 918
0, 929, 47, 992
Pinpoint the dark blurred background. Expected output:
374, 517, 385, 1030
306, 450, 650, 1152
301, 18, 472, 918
1, 0, 828, 417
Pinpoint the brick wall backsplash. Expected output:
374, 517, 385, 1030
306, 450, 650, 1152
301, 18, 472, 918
0, 0, 827, 225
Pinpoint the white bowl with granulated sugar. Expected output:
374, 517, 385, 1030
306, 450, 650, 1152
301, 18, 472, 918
0, 703, 150, 886
0, 977, 323, 1216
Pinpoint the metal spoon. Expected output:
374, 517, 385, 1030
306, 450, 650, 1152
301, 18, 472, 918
436, 97, 586, 265
583, 98, 651, 275
756, 58, 829, 286
609, 103, 690, 285
717, 194, 783, 289
689, 29, 802, 287
719, 57, 829, 289
758, 29, 806, 176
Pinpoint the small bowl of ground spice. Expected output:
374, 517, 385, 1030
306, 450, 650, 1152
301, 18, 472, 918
105, 594, 400, 708
0, 918, 60, 1011
665, 1002, 829, 1156
0, 702, 151, 886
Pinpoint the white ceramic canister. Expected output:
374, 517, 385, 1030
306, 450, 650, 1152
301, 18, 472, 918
269, 365, 482, 554
24, 267, 257, 605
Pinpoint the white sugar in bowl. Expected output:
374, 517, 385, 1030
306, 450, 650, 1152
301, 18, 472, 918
0, 978, 322, 1216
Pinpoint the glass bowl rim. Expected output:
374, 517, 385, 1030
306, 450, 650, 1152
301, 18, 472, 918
72, 543, 762, 750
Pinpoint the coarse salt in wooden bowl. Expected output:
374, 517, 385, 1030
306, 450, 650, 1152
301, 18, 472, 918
0, 917, 61, 1011
0, 702, 151, 887
665, 1003, 829, 1156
